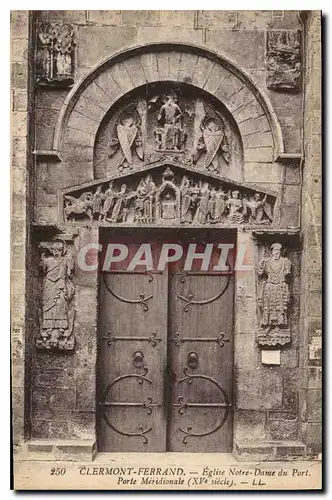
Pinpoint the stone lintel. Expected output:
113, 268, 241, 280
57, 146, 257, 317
26, 439, 97, 461
234, 441, 306, 462
274, 153, 303, 165
33, 150, 62, 162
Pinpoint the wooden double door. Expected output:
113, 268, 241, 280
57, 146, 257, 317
97, 230, 235, 452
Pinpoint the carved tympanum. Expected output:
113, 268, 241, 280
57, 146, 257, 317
36, 21, 76, 87
257, 243, 292, 347
266, 30, 301, 91
36, 240, 76, 351
62, 167, 278, 227
94, 86, 242, 181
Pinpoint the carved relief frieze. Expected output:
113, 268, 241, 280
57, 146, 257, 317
257, 242, 292, 347
94, 86, 242, 182
266, 30, 301, 91
62, 166, 279, 227
36, 239, 76, 351
35, 21, 76, 87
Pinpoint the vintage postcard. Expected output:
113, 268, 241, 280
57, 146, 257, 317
11, 9, 322, 490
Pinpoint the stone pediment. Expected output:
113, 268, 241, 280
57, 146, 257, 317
60, 161, 280, 228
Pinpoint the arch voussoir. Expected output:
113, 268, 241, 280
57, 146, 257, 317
54, 43, 284, 162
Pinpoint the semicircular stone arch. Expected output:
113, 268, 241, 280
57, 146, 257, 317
55, 43, 284, 186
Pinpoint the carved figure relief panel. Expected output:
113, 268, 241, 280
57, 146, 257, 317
36, 239, 76, 351
266, 30, 301, 91
256, 242, 293, 347
62, 165, 279, 227
35, 21, 76, 87
94, 84, 243, 183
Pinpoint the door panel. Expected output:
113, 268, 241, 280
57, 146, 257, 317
97, 233, 234, 452
168, 262, 234, 452
98, 245, 168, 452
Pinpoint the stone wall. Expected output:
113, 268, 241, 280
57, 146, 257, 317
11, 11, 35, 452
299, 10, 322, 458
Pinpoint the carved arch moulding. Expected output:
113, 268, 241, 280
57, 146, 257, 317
48, 43, 286, 165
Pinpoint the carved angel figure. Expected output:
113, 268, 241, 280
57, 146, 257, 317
109, 115, 144, 171
243, 193, 274, 225
37, 240, 75, 351
258, 243, 292, 330
193, 116, 230, 172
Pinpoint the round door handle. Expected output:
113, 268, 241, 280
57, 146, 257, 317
133, 350, 144, 367
187, 351, 199, 369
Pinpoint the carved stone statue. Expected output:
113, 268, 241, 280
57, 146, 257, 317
244, 193, 274, 225
266, 30, 301, 91
257, 243, 292, 347
37, 240, 75, 351
109, 115, 144, 172
192, 110, 231, 173
36, 22, 76, 87
226, 190, 245, 224
193, 183, 210, 224
92, 185, 104, 222
154, 92, 186, 151
62, 171, 278, 227
64, 192, 93, 222
108, 184, 129, 223
101, 181, 116, 221
201, 119, 229, 173
134, 174, 156, 223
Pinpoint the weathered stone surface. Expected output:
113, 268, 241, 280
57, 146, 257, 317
35, 108, 59, 149
237, 10, 272, 29
236, 367, 283, 410
160, 10, 195, 27
12, 111, 28, 138
122, 10, 160, 26
87, 10, 121, 26
235, 297, 257, 333
75, 369, 96, 411
206, 30, 265, 70
234, 410, 268, 442
77, 26, 138, 68
279, 204, 300, 227
282, 184, 300, 204
49, 421, 70, 439
137, 27, 203, 45
197, 10, 237, 29
70, 411, 95, 439
243, 115, 271, 135
243, 162, 283, 184
13, 90, 28, 111
305, 389, 322, 422
268, 420, 298, 441
242, 131, 274, 149
11, 11, 29, 39
11, 62, 28, 89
